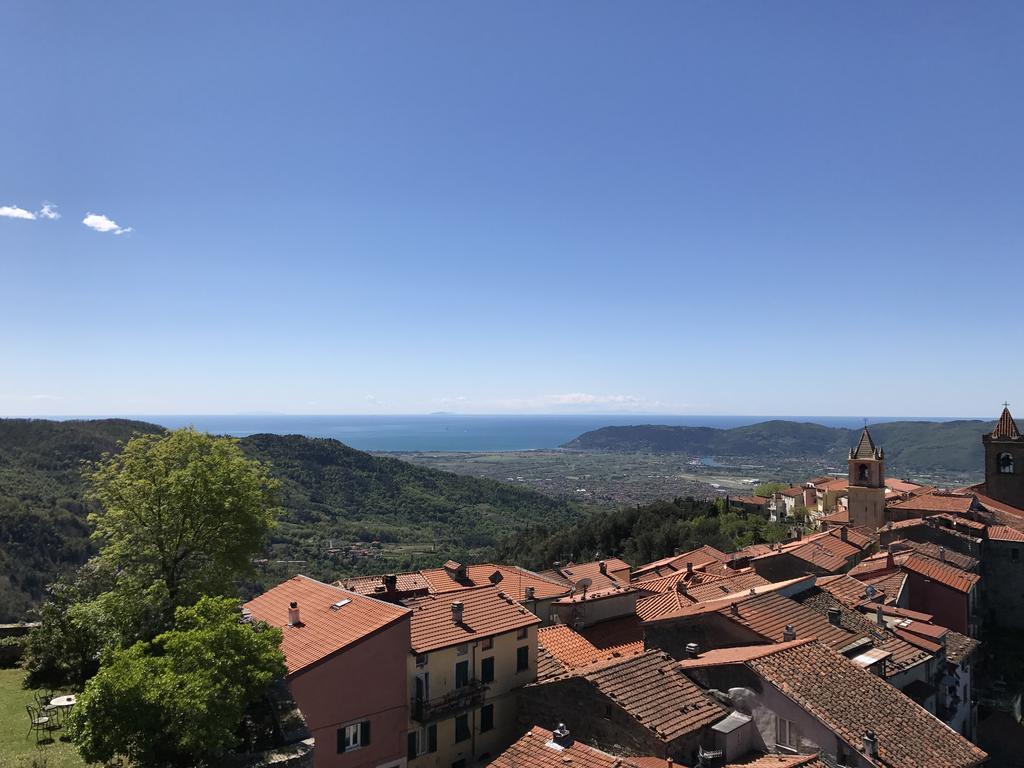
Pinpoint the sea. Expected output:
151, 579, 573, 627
90, 414, 972, 453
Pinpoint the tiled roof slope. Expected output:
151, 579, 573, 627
748, 641, 987, 768
581, 616, 644, 655
420, 563, 570, 600
582, 650, 727, 740
686, 571, 771, 602
538, 622, 642, 671
406, 585, 540, 653
901, 553, 980, 593
678, 639, 814, 669
816, 574, 879, 607
244, 575, 410, 674
726, 754, 830, 768
859, 571, 907, 605
536, 643, 569, 683
993, 406, 1021, 439
555, 558, 632, 591
894, 540, 979, 571
633, 568, 725, 595
785, 536, 859, 572
339, 571, 430, 596
713, 592, 869, 654
988, 525, 1024, 542
632, 545, 729, 580
487, 726, 649, 768
851, 427, 878, 459
888, 493, 975, 514
794, 589, 931, 675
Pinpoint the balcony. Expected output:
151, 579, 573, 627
411, 679, 488, 724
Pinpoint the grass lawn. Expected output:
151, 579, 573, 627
0, 668, 89, 768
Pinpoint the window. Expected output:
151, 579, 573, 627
999, 452, 1015, 474
858, 464, 869, 481
416, 653, 428, 667
338, 721, 370, 753
775, 716, 798, 750
481, 656, 495, 683
455, 660, 469, 688
415, 672, 430, 704
456, 643, 469, 656
516, 627, 529, 640
516, 646, 529, 673
480, 704, 494, 733
480, 637, 493, 651
407, 725, 438, 759
455, 714, 471, 743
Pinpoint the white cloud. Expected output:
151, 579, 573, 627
0, 202, 62, 221
364, 394, 384, 406
0, 205, 38, 220
83, 212, 132, 235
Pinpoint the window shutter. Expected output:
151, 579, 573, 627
407, 731, 417, 760
360, 720, 371, 746
337, 728, 347, 753
428, 724, 437, 753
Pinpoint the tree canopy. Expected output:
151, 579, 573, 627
87, 428, 280, 609
67, 596, 286, 768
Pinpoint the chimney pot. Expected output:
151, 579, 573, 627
939, 546, 946, 562
384, 573, 398, 591
685, 642, 700, 659
875, 604, 885, 628
525, 586, 535, 600
599, 560, 607, 574
675, 581, 688, 594
552, 723, 572, 747
783, 624, 797, 641
451, 600, 465, 625
840, 526, 848, 542
686, 562, 693, 575
730, 602, 739, 616
827, 607, 842, 626
287, 601, 301, 627
863, 730, 878, 757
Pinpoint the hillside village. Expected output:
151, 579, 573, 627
240, 407, 1024, 768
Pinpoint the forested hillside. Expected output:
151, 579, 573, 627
0, 420, 587, 621
497, 496, 789, 571
564, 419, 994, 474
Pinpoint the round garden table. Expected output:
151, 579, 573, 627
49, 694, 76, 709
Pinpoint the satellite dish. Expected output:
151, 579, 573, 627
576, 577, 593, 593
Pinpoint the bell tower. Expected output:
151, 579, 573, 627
847, 426, 886, 529
983, 405, 1024, 510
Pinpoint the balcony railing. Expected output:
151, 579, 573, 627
411, 679, 488, 724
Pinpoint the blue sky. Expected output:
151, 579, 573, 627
2, 2, 1022, 417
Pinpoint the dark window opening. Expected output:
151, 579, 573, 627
455, 660, 469, 688
516, 646, 529, 672
455, 715, 471, 743
481, 656, 494, 683
480, 704, 494, 733
999, 452, 1015, 474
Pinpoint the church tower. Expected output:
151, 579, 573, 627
983, 405, 1024, 510
847, 426, 886, 529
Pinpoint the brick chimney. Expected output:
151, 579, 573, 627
840, 526, 849, 542
598, 560, 607, 575
451, 601, 464, 625
287, 601, 301, 627
886, 551, 895, 569
827, 607, 842, 626
783, 624, 797, 641
525, 586, 535, 601
875, 604, 885, 628
686, 562, 694, 575
384, 574, 398, 592
685, 642, 700, 659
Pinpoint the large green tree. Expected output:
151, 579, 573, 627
67, 596, 286, 768
87, 428, 280, 609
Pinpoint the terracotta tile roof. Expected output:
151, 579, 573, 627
892, 628, 943, 654
883, 518, 926, 531
726, 753, 830, 768
678, 639, 814, 669
748, 641, 987, 768
733, 543, 774, 559
636, 590, 690, 622
686, 571, 771, 602
784, 535, 860, 573
780, 486, 805, 498
817, 478, 849, 492
870, 604, 934, 622
848, 550, 903, 579
857, 571, 907, 605
992, 406, 1021, 439
895, 540, 979, 571
819, 510, 850, 525
851, 427, 878, 459
632, 545, 730, 579
731, 494, 767, 506
555, 559, 632, 591
406, 584, 540, 653
944, 630, 981, 666
338, 571, 430, 596
901, 553, 980, 593
244, 575, 410, 675
817, 574, 882, 607
538, 619, 643, 671
581, 650, 727, 741
987, 524, 1024, 542
417, 563, 572, 601
711, 592, 870, 654
885, 478, 924, 494
633, 568, 727, 595
535, 643, 569, 682
795, 589, 931, 675
888, 492, 976, 515
580, 616, 645, 655
487, 726, 652, 768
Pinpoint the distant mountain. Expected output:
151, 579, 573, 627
0, 419, 584, 622
562, 419, 995, 474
